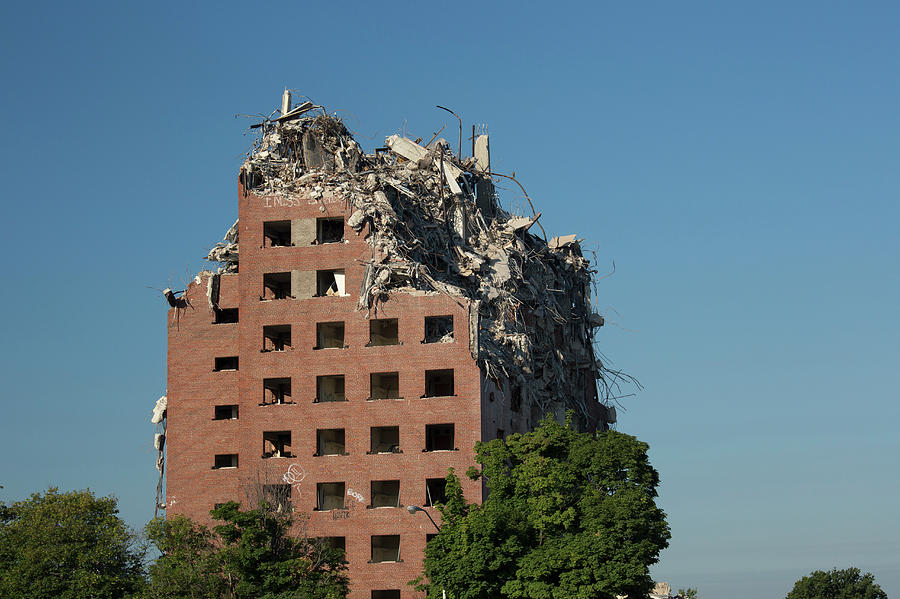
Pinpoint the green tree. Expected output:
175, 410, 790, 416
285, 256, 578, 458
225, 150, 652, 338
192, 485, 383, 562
419, 414, 671, 599
0, 487, 146, 599
785, 567, 887, 599
144, 501, 348, 599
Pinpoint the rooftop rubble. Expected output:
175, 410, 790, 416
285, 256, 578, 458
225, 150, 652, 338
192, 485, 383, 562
204, 90, 633, 428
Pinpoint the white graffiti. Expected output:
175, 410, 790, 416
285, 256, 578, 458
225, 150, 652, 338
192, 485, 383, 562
346, 488, 365, 503
283, 464, 306, 494
167, 495, 177, 506
262, 195, 340, 208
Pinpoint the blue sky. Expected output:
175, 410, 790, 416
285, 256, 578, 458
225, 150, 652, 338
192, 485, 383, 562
1, 1, 898, 597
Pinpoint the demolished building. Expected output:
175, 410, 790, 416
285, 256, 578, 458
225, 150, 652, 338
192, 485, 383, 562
159, 90, 627, 599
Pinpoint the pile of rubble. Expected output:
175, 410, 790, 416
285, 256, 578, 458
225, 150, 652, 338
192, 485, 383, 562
206, 91, 632, 429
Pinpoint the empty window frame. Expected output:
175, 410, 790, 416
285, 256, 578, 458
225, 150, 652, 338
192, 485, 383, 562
424, 424, 455, 452
317, 217, 344, 244
263, 272, 292, 300
369, 372, 400, 400
214, 308, 239, 324
262, 431, 292, 458
213, 405, 238, 420
424, 369, 454, 397
214, 356, 239, 371
321, 536, 346, 551
370, 535, 401, 563
263, 378, 292, 405
372, 591, 400, 599
425, 478, 447, 507
316, 375, 346, 402
213, 454, 238, 469
316, 482, 346, 511
424, 315, 453, 343
370, 426, 400, 454
370, 480, 400, 508
316, 269, 347, 297
368, 319, 399, 346
316, 322, 345, 349
316, 429, 346, 456
511, 385, 522, 413
263, 324, 291, 352
263, 220, 291, 247
262, 484, 292, 513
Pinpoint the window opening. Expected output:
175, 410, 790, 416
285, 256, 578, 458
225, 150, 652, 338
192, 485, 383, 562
369, 372, 400, 400
321, 536, 346, 551
370, 535, 401, 563
214, 405, 238, 420
263, 220, 291, 247
263, 272, 291, 300
263, 431, 292, 458
317, 218, 344, 244
316, 269, 347, 296
214, 356, 238, 371
425, 478, 447, 506
213, 454, 238, 469
263, 378, 292, 405
425, 424, 455, 451
424, 315, 453, 343
511, 385, 522, 412
424, 369, 454, 397
316, 429, 346, 456
316, 482, 346, 511
370, 480, 400, 508
214, 308, 238, 324
316, 322, 345, 349
370, 426, 400, 454
316, 375, 346, 402
262, 484, 292, 513
263, 324, 291, 352
372, 591, 401, 599
368, 319, 399, 346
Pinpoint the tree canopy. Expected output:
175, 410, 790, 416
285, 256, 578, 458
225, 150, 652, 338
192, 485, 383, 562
785, 567, 887, 599
144, 501, 348, 599
0, 487, 146, 599
419, 414, 671, 599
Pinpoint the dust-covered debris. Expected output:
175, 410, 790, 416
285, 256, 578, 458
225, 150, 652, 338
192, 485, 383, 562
200, 90, 635, 429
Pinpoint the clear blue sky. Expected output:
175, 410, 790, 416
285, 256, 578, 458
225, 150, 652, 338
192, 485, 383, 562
1, 2, 898, 597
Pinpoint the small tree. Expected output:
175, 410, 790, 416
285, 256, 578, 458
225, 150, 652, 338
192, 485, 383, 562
419, 414, 671, 599
0, 487, 146, 599
785, 567, 887, 599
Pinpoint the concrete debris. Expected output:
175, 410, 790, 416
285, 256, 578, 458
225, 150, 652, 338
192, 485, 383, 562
203, 97, 628, 428
151, 395, 168, 424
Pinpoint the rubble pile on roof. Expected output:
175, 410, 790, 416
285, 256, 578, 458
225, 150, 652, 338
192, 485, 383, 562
207, 92, 630, 427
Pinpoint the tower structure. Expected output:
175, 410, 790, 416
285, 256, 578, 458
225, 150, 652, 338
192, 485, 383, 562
161, 92, 614, 599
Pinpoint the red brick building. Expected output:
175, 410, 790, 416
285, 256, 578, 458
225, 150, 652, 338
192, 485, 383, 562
161, 93, 611, 599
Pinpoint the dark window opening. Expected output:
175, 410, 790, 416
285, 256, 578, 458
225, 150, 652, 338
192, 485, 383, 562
316, 482, 346, 511
370, 480, 400, 508
368, 319, 399, 346
263, 378, 292, 405
424, 315, 453, 343
316, 321, 345, 349
214, 405, 238, 420
263, 272, 291, 300
425, 478, 447, 506
370, 535, 400, 563
316, 375, 346, 402
263, 324, 291, 352
263, 431, 292, 458
321, 536, 346, 551
373, 591, 401, 599
370, 372, 400, 400
214, 356, 238, 371
213, 454, 238, 469
316, 429, 346, 456
511, 385, 522, 412
262, 484, 292, 513
425, 424, 455, 452
316, 269, 346, 297
370, 426, 400, 454
317, 218, 344, 244
214, 308, 239, 324
426, 534, 437, 544
263, 220, 291, 247
488, 391, 495, 402
424, 369, 454, 397
496, 428, 505, 439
